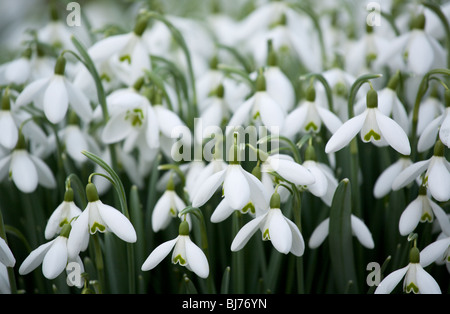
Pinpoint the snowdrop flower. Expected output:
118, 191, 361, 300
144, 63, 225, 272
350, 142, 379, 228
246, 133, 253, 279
19, 223, 84, 286
14, 56, 93, 124
192, 138, 267, 211
0, 89, 19, 150
374, 13, 446, 76
415, 90, 445, 138
309, 214, 374, 249
67, 183, 137, 259
0, 134, 56, 193
152, 177, 191, 232
141, 220, 209, 279
418, 90, 450, 152
375, 246, 441, 294
398, 185, 450, 236
0, 237, 15, 268
231, 192, 305, 256
283, 84, 342, 139
0, 48, 32, 85
227, 72, 285, 135
325, 88, 411, 155
420, 232, 450, 274
373, 156, 413, 199
87, 15, 151, 86
393, 140, 450, 202
45, 187, 82, 240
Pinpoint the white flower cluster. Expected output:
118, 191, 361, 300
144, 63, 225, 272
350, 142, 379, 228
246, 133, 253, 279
0, 0, 449, 294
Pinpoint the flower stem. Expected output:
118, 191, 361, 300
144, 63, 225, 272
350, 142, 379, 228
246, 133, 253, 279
92, 233, 106, 294
232, 211, 244, 293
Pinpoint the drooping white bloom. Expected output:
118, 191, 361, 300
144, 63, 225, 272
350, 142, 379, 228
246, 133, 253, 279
0, 237, 15, 268
420, 233, 450, 274
141, 221, 209, 278
392, 140, 450, 202
14, 56, 93, 124
325, 89, 411, 155
0, 138, 56, 193
45, 188, 82, 240
308, 214, 374, 249
67, 183, 137, 259
0, 50, 31, 85
373, 156, 413, 199
231, 192, 305, 256
375, 247, 441, 294
418, 106, 450, 152
415, 92, 444, 137
19, 224, 84, 287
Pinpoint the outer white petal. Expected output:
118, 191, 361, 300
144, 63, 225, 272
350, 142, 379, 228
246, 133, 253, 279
64, 80, 93, 122
0, 238, 15, 267
88, 33, 132, 61
282, 104, 308, 138
191, 169, 226, 207
308, 218, 329, 249
374, 266, 408, 294
242, 170, 269, 210
415, 265, 441, 294
375, 110, 411, 155
97, 202, 137, 243
408, 31, 434, 75
325, 111, 367, 153
439, 111, 450, 148
268, 156, 315, 185
350, 215, 374, 249
151, 192, 171, 232
65, 126, 89, 163
285, 218, 305, 256
231, 214, 266, 251
429, 200, 450, 236
154, 105, 188, 140
373, 161, 402, 199
210, 198, 234, 223
11, 150, 38, 193
67, 209, 90, 259
14, 77, 50, 108
303, 161, 327, 197
418, 116, 442, 152
29, 154, 56, 189
427, 157, 450, 202
43, 75, 68, 124
185, 237, 209, 278
316, 106, 343, 134
145, 104, 160, 149
269, 209, 292, 254
42, 237, 68, 280
226, 97, 254, 135
399, 198, 423, 236
19, 239, 56, 275
223, 165, 250, 210
392, 159, 430, 190
0, 112, 18, 149
101, 110, 133, 144
45, 202, 66, 240
420, 237, 450, 268
257, 92, 285, 130
141, 238, 178, 271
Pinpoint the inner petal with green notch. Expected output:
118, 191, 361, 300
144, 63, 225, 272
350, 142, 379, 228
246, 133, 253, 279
125, 108, 145, 127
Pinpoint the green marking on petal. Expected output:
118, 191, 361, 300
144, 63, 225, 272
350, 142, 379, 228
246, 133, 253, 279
90, 222, 106, 234
241, 202, 255, 214
169, 207, 177, 217
59, 218, 69, 228
173, 254, 186, 266
119, 54, 131, 64
305, 121, 318, 132
420, 212, 433, 222
263, 229, 270, 240
125, 108, 144, 127
363, 129, 381, 141
253, 111, 260, 120
405, 282, 419, 294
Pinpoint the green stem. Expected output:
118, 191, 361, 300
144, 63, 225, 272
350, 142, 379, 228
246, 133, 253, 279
232, 212, 244, 293
92, 233, 105, 294
292, 187, 304, 293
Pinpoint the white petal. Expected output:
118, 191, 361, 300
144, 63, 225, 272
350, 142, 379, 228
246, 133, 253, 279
185, 237, 209, 278
14, 77, 50, 108
428, 157, 450, 202
191, 169, 226, 208
257, 92, 285, 130
308, 218, 329, 249
42, 237, 68, 280
316, 106, 343, 134
408, 32, 434, 75
285, 218, 305, 256
88, 33, 132, 61
439, 112, 450, 148
45, 202, 66, 240
19, 239, 55, 275
242, 170, 269, 210
415, 265, 441, 294
97, 202, 137, 243
282, 104, 307, 138
231, 214, 266, 251
374, 266, 408, 294
303, 161, 327, 197
375, 110, 411, 155
392, 159, 430, 190
269, 157, 315, 186
399, 198, 423, 236
151, 192, 171, 232
373, 160, 404, 198
64, 80, 93, 122
226, 96, 254, 135
350, 215, 374, 249
223, 165, 250, 210
418, 116, 442, 152
210, 198, 234, 223
269, 209, 292, 254
154, 105, 188, 140
420, 237, 450, 268
101, 110, 133, 144
429, 200, 450, 236
65, 126, 89, 163
325, 111, 367, 153
0, 238, 15, 267
0, 112, 18, 149
141, 238, 178, 271
67, 209, 90, 259
11, 150, 38, 193
43, 76, 68, 124
29, 154, 56, 189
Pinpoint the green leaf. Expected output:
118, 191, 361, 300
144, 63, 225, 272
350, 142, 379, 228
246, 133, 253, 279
328, 178, 358, 293
220, 266, 231, 294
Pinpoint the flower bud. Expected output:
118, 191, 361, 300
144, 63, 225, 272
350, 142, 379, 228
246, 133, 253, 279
86, 183, 100, 202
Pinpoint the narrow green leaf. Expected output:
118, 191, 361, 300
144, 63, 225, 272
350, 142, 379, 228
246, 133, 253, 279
183, 274, 198, 294
220, 266, 231, 294
328, 178, 358, 293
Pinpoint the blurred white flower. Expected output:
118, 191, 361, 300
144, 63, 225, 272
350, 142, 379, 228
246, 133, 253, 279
373, 156, 413, 199
0, 49, 31, 85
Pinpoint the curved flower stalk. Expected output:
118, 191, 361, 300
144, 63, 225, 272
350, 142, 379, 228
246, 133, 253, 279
308, 214, 374, 250
19, 223, 84, 288
373, 156, 413, 199
45, 187, 82, 240
141, 220, 209, 279
283, 84, 342, 139
325, 88, 411, 155
392, 140, 450, 202
231, 191, 305, 256
375, 245, 441, 294
67, 182, 137, 259
14, 56, 93, 124
0, 133, 56, 193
